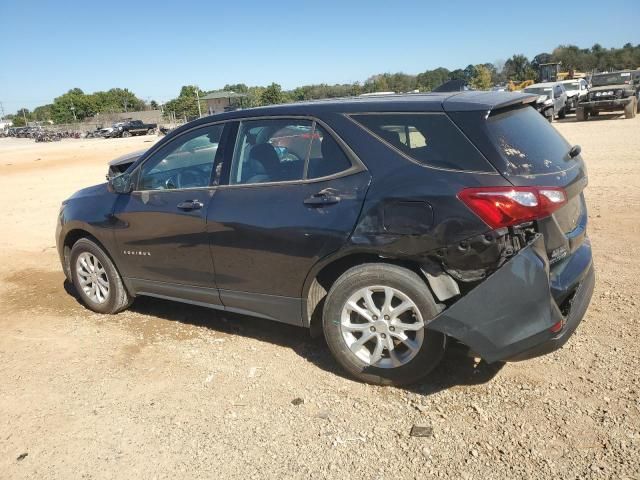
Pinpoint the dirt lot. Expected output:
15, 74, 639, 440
1, 115, 639, 479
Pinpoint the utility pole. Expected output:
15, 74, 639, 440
69, 101, 77, 122
23, 109, 28, 126
195, 89, 202, 118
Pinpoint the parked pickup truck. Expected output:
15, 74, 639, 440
102, 120, 157, 138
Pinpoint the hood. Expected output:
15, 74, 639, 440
109, 148, 148, 167
590, 84, 633, 91
67, 182, 109, 201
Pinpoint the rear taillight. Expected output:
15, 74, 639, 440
458, 186, 567, 229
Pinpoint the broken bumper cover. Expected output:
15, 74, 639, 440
427, 235, 594, 363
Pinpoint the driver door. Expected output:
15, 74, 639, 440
112, 122, 227, 299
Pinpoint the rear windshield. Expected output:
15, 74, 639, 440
485, 106, 571, 176
351, 113, 493, 172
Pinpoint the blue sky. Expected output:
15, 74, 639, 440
0, 0, 638, 113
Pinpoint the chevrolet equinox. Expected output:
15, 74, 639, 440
56, 92, 595, 385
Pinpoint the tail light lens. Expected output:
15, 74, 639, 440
458, 186, 567, 229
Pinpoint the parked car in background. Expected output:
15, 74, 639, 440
102, 120, 158, 138
559, 79, 589, 112
56, 93, 594, 386
576, 70, 640, 121
523, 82, 568, 121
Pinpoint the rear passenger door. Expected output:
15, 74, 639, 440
206, 118, 371, 325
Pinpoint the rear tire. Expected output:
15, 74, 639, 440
576, 107, 588, 121
322, 263, 446, 386
70, 238, 131, 314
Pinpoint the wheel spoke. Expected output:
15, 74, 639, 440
347, 301, 373, 322
363, 288, 380, 317
349, 331, 374, 353
381, 287, 394, 315
389, 301, 413, 319
369, 337, 384, 365
97, 276, 109, 288
341, 321, 369, 332
392, 319, 424, 332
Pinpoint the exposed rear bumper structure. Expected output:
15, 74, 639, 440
427, 235, 594, 363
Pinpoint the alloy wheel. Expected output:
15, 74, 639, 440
76, 252, 110, 304
340, 286, 425, 368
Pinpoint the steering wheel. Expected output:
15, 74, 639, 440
175, 167, 205, 189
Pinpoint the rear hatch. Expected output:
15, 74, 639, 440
447, 104, 588, 262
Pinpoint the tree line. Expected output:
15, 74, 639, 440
7, 42, 640, 126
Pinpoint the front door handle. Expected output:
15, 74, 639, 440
177, 200, 204, 211
304, 190, 341, 206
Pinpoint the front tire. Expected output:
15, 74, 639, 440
625, 98, 637, 119
576, 107, 588, 121
322, 264, 446, 386
122, 130, 131, 138
70, 238, 131, 314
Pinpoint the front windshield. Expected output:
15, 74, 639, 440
562, 82, 579, 91
523, 87, 552, 96
592, 72, 632, 86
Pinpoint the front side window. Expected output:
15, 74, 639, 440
138, 124, 224, 190
229, 119, 353, 185
351, 113, 493, 172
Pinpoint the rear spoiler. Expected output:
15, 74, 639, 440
442, 91, 538, 114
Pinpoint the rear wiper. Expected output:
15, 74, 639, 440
567, 145, 581, 160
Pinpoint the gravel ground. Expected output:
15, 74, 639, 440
0, 114, 639, 479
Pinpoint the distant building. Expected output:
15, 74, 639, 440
0, 119, 13, 130
202, 91, 247, 115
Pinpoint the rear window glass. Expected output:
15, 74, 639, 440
486, 106, 571, 176
351, 113, 493, 172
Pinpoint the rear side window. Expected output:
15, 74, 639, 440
351, 113, 493, 172
307, 125, 353, 179
485, 106, 571, 176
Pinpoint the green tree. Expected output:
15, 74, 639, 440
470, 65, 492, 90
163, 85, 206, 120
260, 83, 284, 105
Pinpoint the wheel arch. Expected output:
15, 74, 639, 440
302, 250, 428, 335
61, 229, 128, 294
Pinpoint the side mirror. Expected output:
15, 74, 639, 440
108, 172, 134, 194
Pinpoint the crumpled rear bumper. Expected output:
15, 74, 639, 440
427, 235, 594, 363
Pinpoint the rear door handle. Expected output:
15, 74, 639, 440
304, 191, 341, 206
177, 200, 204, 211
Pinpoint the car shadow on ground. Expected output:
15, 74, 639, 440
64, 282, 504, 395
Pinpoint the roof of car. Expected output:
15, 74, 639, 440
526, 82, 558, 88
189, 91, 536, 125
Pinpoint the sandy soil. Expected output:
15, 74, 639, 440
0, 115, 639, 479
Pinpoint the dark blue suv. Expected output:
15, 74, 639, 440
56, 92, 595, 385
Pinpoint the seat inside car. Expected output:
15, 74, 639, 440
244, 143, 280, 183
